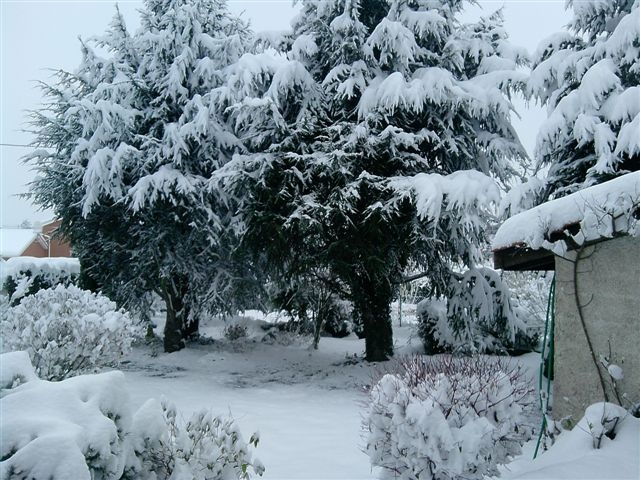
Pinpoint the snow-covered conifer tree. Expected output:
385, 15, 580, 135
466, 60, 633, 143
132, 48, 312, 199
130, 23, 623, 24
221, 0, 527, 360
28, 0, 251, 352
531, 0, 640, 198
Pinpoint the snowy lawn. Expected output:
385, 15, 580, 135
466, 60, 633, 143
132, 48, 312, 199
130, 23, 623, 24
119, 314, 540, 479
123, 317, 401, 479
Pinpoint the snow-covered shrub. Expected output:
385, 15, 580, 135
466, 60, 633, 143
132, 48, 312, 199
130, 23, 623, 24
0, 350, 38, 391
0, 352, 264, 480
224, 323, 249, 341
125, 398, 264, 479
3, 256, 79, 304
270, 278, 358, 344
0, 292, 9, 328
583, 402, 628, 449
597, 350, 638, 415
1, 284, 137, 380
416, 298, 448, 355
447, 268, 533, 353
0, 259, 7, 291
1, 352, 133, 479
322, 298, 359, 339
417, 268, 536, 355
504, 402, 639, 479
502, 271, 550, 341
533, 403, 638, 476
365, 355, 534, 480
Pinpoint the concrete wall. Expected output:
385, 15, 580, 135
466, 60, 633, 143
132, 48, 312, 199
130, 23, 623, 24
554, 235, 640, 424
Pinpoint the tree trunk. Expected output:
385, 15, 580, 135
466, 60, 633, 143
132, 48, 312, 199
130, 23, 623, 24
353, 276, 394, 362
163, 291, 185, 353
311, 288, 331, 350
182, 313, 199, 341
312, 302, 326, 350
161, 278, 189, 353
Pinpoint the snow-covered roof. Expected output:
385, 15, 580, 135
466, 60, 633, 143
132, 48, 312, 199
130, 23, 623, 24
0, 229, 38, 258
493, 172, 640, 267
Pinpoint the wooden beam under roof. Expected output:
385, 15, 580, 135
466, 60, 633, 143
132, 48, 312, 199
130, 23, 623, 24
493, 245, 555, 271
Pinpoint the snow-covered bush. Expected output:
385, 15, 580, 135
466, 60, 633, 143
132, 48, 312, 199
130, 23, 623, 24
224, 323, 249, 341
1, 352, 133, 479
0, 293, 9, 328
269, 278, 357, 346
416, 298, 448, 355
3, 256, 79, 304
417, 268, 537, 355
583, 402, 628, 449
0, 352, 264, 480
321, 298, 359, 339
0, 350, 38, 390
125, 398, 264, 479
364, 355, 534, 480
509, 402, 640, 479
501, 271, 550, 340
447, 268, 533, 354
1, 284, 137, 380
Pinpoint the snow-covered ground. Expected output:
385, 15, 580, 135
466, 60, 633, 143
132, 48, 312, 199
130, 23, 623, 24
4, 306, 638, 479
501, 405, 640, 480
116, 310, 640, 480
122, 315, 411, 479
119, 312, 541, 479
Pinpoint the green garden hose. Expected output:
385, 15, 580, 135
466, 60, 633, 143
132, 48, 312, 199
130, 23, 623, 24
534, 275, 555, 459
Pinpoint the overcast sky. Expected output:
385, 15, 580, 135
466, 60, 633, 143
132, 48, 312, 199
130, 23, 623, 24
0, 0, 570, 227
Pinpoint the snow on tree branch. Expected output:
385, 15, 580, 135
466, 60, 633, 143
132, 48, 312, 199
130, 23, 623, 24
390, 170, 499, 223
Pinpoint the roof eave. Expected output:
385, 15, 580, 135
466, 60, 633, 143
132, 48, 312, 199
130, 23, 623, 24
493, 246, 555, 271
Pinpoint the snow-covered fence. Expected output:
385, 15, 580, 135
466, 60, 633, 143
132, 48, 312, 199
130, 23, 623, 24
2, 256, 79, 304
364, 355, 534, 480
0, 351, 264, 479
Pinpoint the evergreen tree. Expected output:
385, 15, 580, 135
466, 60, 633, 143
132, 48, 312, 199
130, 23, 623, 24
221, 0, 527, 360
530, 0, 640, 198
27, 0, 251, 352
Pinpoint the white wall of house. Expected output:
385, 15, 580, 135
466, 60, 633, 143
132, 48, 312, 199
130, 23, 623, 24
554, 235, 640, 423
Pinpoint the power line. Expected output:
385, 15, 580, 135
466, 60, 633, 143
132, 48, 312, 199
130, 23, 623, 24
0, 143, 32, 148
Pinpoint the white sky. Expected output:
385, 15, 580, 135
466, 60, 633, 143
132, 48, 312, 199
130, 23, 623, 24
0, 0, 571, 227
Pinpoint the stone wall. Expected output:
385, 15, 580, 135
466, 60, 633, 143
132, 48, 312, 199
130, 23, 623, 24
554, 235, 640, 424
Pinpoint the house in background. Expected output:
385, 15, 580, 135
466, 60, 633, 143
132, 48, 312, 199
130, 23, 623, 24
0, 219, 72, 260
492, 172, 640, 424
